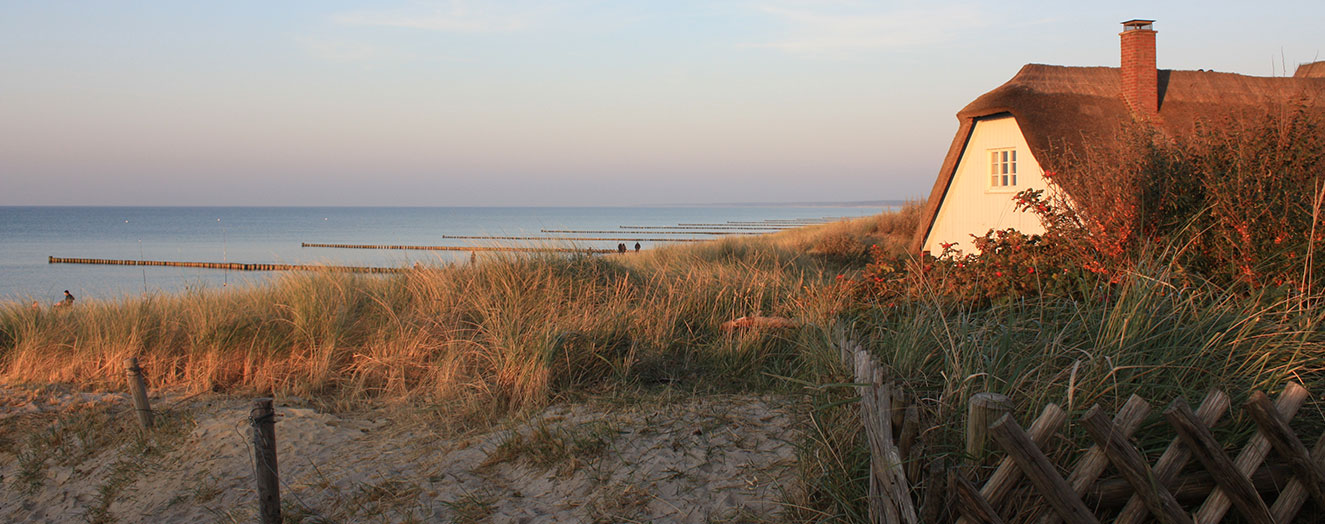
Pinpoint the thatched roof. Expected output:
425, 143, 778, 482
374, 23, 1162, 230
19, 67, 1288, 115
912, 64, 1325, 253
1297, 60, 1325, 78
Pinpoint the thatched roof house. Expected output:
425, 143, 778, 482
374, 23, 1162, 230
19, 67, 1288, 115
913, 20, 1325, 255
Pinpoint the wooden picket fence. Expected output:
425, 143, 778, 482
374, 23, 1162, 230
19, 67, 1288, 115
834, 335, 1325, 523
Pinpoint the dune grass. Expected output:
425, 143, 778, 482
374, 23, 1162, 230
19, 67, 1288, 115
857, 263, 1325, 424
838, 252, 1325, 521
0, 208, 924, 521
0, 208, 918, 422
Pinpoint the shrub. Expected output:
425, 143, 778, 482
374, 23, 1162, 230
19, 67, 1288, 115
1038, 105, 1325, 290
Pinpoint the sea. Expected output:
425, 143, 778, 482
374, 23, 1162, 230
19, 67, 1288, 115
0, 206, 889, 303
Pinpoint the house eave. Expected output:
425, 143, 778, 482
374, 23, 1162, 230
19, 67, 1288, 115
910, 111, 1016, 255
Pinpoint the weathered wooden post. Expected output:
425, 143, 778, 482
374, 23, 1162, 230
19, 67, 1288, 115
123, 357, 154, 429
967, 392, 1012, 462
250, 398, 281, 524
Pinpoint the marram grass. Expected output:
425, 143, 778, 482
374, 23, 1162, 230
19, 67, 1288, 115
852, 257, 1325, 464
0, 210, 914, 423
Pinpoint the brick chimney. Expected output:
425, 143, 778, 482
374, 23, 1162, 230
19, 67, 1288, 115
1120, 19, 1158, 117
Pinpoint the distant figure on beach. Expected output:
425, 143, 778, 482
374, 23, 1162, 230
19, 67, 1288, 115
54, 290, 74, 308
617, 243, 626, 254
634, 242, 641, 252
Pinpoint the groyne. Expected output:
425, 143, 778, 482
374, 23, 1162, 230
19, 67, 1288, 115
617, 225, 792, 230
48, 257, 409, 273
680, 222, 822, 226
300, 243, 614, 253
541, 229, 755, 235
440, 235, 702, 242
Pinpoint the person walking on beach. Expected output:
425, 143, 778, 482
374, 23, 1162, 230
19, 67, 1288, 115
634, 242, 641, 252
617, 243, 626, 254
55, 290, 74, 308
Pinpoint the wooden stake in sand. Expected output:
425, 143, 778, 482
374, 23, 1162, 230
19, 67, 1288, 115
250, 398, 281, 524
123, 357, 154, 429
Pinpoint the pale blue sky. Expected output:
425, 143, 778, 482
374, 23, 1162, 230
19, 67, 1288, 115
1, 1, 1321, 206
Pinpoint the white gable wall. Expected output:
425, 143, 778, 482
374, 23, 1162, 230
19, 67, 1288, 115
923, 115, 1047, 255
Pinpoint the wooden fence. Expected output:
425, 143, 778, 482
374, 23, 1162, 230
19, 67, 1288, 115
834, 334, 1325, 523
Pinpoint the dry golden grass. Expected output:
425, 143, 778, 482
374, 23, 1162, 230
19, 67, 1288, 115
0, 206, 920, 425
1, 206, 924, 522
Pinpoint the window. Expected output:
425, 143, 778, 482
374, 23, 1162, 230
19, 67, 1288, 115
989, 148, 1017, 188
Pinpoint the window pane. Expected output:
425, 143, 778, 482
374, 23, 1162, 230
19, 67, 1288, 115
1001, 151, 1008, 162
992, 175, 998, 186
1011, 174, 1017, 186
1002, 163, 1008, 175
1002, 174, 1009, 186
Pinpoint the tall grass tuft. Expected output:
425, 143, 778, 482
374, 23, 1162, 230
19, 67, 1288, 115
851, 254, 1325, 466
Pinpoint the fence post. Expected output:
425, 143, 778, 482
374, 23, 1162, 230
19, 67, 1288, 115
123, 357, 154, 429
250, 398, 281, 524
967, 392, 1012, 462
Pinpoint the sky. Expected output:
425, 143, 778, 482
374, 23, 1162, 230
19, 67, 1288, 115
1, 1, 1322, 206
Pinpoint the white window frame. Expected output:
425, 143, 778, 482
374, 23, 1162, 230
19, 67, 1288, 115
988, 148, 1018, 190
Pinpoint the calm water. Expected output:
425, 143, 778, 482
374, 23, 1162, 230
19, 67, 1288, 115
0, 206, 885, 303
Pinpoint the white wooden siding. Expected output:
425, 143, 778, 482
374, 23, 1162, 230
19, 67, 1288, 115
923, 115, 1046, 255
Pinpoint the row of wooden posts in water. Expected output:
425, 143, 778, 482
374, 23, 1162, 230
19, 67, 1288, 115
540, 229, 755, 235
440, 234, 702, 242
48, 256, 412, 273
49, 217, 843, 273
297, 242, 616, 254
49, 241, 633, 273
617, 225, 796, 230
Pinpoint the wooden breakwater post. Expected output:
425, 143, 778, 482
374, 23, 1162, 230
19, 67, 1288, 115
250, 398, 281, 524
123, 357, 154, 429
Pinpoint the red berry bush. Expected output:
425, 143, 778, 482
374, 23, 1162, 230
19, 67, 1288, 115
853, 105, 1325, 304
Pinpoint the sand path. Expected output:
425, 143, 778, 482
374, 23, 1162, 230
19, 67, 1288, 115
1, 387, 800, 523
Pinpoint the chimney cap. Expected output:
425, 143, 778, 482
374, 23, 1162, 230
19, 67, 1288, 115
1121, 19, 1155, 31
